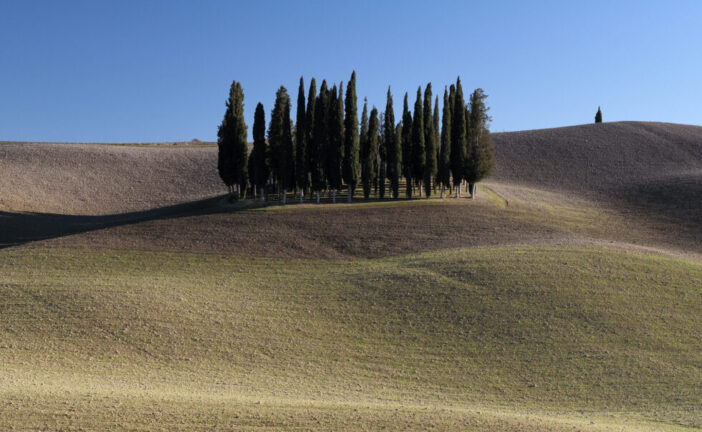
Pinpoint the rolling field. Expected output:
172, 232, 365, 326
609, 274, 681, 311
1, 122, 701, 430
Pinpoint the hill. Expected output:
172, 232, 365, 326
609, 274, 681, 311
1, 122, 701, 430
0, 141, 220, 215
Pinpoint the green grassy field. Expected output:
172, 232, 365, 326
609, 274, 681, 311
2, 246, 699, 431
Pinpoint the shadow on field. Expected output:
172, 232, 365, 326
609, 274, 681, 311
0, 196, 228, 248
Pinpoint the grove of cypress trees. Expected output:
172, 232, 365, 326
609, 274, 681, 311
401, 93, 413, 198
343, 72, 359, 202
250, 102, 269, 200
595, 106, 603, 123
327, 84, 344, 203
451, 78, 467, 197
411, 87, 425, 197
437, 88, 451, 197
311, 80, 328, 203
217, 80, 248, 199
423, 83, 436, 197
295, 77, 307, 202
385, 87, 400, 198
365, 106, 379, 199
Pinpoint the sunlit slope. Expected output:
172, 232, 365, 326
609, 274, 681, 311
1, 246, 700, 430
0, 141, 219, 214
492, 121, 702, 197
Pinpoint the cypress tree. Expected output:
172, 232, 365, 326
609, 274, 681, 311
343, 72, 360, 202
411, 87, 425, 196
250, 102, 269, 200
385, 87, 400, 198
395, 122, 402, 195
450, 78, 467, 197
366, 107, 380, 199
295, 77, 307, 202
268, 86, 288, 195
595, 106, 603, 123
401, 93, 413, 198
305, 79, 317, 197
327, 84, 344, 202
433, 96, 440, 193
437, 88, 451, 197
269, 86, 295, 203
311, 80, 328, 203
465, 88, 495, 198
378, 113, 386, 199
280, 96, 294, 203
359, 100, 374, 199
423, 83, 436, 197
217, 81, 248, 199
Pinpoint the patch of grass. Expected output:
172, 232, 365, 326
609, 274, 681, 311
1, 246, 700, 430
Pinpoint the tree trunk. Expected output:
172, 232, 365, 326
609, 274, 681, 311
316, 191, 320, 204
299, 189, 304, 203
455, 184, 460, 198
418, 183, 423, 198
332, 190, 336, 204
282, 189, 287, 204
440, 184, 445, 198
470, 183, 476, 200
348, 185, 353, 203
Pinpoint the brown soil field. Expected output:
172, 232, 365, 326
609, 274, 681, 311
2, 121, 701, 258
0, 141, 220, 214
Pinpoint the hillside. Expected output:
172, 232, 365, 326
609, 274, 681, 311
1, 123, 701, 430
492, 121, 702, 196
0, 141, 220, 215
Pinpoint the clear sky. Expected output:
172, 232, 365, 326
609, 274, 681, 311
1, 0, 700, 142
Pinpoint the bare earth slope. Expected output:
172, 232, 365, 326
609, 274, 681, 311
0, 142, 220, 215
2, 121, 701, 257
491, 121, 702, 196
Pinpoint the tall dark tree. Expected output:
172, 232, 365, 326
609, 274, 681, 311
385, 87, 400, 198
364, 106, 380, 199
217, 80, 248, 199
305, 79, 317, 197
327, 84, 344, 202
437, 88, 451, 197
268, 86, 294, 203
433, 96, 440, 193
411, 87, 425, 196
450, 78, 467, 197
378, 113, 386, 198
401, 93, 413, 198
281, 95, 295, 203
343, 72, 360, 202
465, 88, 495, 198
295, 77, 307, 202
359, 100, 374, 199
423, 83, 436, 197
595, 106, 603, 123
249, 102, 269, 200
311, 80, 328, 203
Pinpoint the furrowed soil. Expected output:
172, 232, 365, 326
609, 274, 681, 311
1, 122, 701, 431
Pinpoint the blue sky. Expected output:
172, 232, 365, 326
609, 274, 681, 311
1, 0, 700, 142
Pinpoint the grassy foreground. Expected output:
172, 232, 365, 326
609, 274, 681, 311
1, 246, 700, 431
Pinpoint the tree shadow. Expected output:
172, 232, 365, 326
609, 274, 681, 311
0, 196, 232, 249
